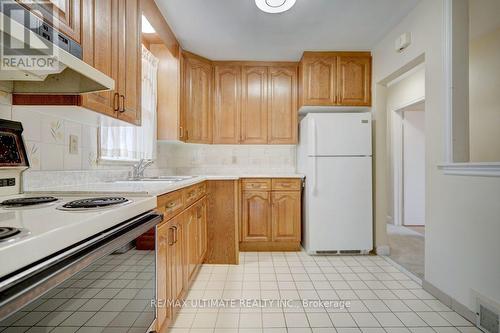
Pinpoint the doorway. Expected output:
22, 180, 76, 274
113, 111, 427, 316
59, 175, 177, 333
385, 65, 426, 279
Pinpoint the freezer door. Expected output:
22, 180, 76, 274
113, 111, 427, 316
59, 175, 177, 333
302, 156, 373, 253
306, 113, 372, 156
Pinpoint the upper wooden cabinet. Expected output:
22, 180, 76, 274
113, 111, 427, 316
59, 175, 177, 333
241, 66, 268, 144
116, 0, 142, 124
213, 65, 241, 144
16, 0, 82, 43
299, 52, 372, 107
81, 0, 142, 125
300, 54, 337, 106
337, 55, 371, 106
181, 52, 213, 143
80, 0, 117, 118
268, 66, 298, 144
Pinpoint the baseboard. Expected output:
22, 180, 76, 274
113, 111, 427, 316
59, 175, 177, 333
240, 241, 301, 252
422, 279, 476, 324
376, 245, 390, 256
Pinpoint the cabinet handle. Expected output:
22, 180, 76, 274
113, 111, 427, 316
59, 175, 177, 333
113, 93, 119, 112
179, 126, 184, 139
168, 227, 175, 246
166, 202, 176, 210
172, 226, 178, 244
119, 95, 125, 113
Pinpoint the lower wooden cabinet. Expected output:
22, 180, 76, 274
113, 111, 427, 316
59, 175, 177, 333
155, 184, 208, 332
240, 178, 302, 251
241, 191, 272, 242
272, 191, 301, 242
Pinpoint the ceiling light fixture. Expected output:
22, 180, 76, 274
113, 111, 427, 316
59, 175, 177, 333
255, 0, 297, 14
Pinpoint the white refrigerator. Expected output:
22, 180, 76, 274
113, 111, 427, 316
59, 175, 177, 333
297, 113, 373, 254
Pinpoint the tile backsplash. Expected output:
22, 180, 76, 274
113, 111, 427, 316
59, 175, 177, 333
157, 142, 297, 175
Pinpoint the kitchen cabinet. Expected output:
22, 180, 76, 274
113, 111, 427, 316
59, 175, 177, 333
80, 0, 117, 118
185, 205, 198, 280
169, 213, 186, 307
213, 64, 241, 144
197, 200, 208, 262
299, 54, 337, 106
268, 66, 298, 144
337, 55, 371, 106
156, 221, 173, 332
155, 182, 208, 330
299, 52, 372, 108
181, 51, 213, 143
16, 0, 82, 43
80, 0, 142, 125
240, 178, 302, 251
115, 0, 142, 124
272, 191, 301, 242
241, 191, 272, 242
241, 66, 268, 144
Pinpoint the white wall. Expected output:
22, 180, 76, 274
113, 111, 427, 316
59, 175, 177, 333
386, 67, 426, 224
372, 0, 500, 313
469, 27, 500, 162
403, 110, 426, 226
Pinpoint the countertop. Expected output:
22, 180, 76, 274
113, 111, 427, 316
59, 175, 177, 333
27, 174, 305, 197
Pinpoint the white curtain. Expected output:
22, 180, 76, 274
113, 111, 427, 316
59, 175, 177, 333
99, 45, 159, 161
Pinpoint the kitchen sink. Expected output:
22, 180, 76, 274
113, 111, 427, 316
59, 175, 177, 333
115, 176, 198, 183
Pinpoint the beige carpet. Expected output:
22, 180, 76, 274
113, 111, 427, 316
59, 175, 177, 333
387, 224, 425, 279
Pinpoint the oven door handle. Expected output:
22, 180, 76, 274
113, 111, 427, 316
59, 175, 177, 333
0, 211, 163, 321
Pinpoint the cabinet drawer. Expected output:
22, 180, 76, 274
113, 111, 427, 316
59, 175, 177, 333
157, 191, 184, 220
242, 179, 271, 191
272, 179, 302, 191
183, 182, 206, 206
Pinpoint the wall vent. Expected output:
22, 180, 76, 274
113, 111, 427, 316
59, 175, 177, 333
479, 304, 499, 333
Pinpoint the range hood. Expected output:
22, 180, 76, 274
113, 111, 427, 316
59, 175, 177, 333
0, 10, 114, 94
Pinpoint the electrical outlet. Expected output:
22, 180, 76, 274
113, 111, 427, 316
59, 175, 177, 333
69, 135, 79, 155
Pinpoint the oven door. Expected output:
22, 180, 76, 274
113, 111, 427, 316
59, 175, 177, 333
0, 211, 162, 332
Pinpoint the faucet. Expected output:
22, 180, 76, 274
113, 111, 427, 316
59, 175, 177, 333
131, 159, 154, 180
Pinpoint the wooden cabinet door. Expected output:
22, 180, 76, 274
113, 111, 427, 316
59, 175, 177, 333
16, 0, 82, 43
213, 65, 241, 144
301, 55, 336, 106
337, 55, 371, 106
271, 191, 301, 242
185, 206, 198, 281
241, 191, 272, 242
156, 222, 173, 331
116, 0, 141, 124
241, 66, 268, 144
268, 66, 298, 144
183, 54, 213, 143
170, 214, 185, 302
81, 0, 118, 118
197, 199, 208, 262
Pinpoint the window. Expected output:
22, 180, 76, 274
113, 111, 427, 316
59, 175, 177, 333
99, 45, 159, 162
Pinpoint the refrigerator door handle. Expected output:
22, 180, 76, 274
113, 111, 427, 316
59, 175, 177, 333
310, 118, 318, 195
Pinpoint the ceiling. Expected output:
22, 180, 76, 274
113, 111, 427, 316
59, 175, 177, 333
154, 0, 420, 61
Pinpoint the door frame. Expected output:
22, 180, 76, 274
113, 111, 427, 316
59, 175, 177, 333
391, 97, 425, 226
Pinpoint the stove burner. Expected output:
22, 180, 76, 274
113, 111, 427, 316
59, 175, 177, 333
0, 227, 30, 243
59, 197, 130, 211
1, 197, 58, 208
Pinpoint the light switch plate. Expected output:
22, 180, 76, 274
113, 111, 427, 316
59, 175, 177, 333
69, 135, 79, 155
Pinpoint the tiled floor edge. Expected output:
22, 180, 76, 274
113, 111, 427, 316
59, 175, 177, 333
380, 255, 423, 285
422, 279, 477, 325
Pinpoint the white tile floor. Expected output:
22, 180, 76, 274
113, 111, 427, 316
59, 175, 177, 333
169, 252, 479, 333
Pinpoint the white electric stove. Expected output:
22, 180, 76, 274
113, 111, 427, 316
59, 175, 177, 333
0, 120, 161, 331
